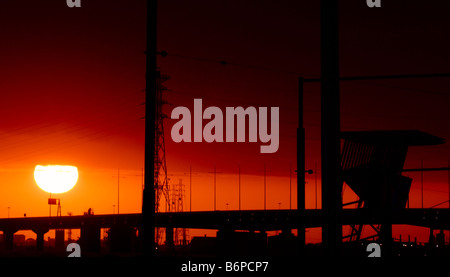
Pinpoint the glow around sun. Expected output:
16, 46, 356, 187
34, 165, 79, 194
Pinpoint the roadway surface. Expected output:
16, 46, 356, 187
0, 208, 449, 232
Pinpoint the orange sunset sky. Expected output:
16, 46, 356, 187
0, 1, 449, 244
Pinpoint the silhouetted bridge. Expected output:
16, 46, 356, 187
1, 208, 450, 253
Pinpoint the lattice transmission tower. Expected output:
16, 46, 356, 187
154, 70, 171, 245
172, 179, 188, 245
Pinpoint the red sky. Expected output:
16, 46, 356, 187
0, 0, 449, 243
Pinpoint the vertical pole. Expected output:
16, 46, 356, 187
289, 162, 292, 210
143, 0, 157, 257
214, 164, 216, 211
141, 168, 144, 211
383, 170, 393, 256
264, 163, 267, 210
297, 77, 306, 255
320, 0, 341, 256
315, 161, 318, 210
57, 199, 61, 217
117, 168, 120, 214
190, 165, 192, 212
421, 160, 424, 209
49, 193, 52, 218
239, 163, 241, 211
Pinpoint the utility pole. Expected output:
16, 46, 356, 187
264, 163, 267, 210
421, 160, 424, 209
143, 0, 157, 257
214, 165, 217, 211
112, 169, 125, 214
315, 161, 318, 210
320, 0, 341, 256
134, 168, 144, 211
297, 76, 306, 255
117, 169, 120, 214
208, 165, 222, 211
238, 163, 241, 211
190, 165, 192, 212
289, 162, 292, 210
259, 163, 274, 210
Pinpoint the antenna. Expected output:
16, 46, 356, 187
112, 169, 125, 214
190, 165, 192, 212
208, 165, 223, 211
239, 163, 241, 211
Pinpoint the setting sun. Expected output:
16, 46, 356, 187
34, 165, 79, 194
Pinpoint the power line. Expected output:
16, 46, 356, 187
167, 88, 435, 121
160, 51, 450, 109
342, 79, 450, 97
159, 51, 317, 78
303, 73, 450, 83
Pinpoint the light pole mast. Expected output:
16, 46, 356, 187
320, 0, 341, 256
143, 0, 157, 257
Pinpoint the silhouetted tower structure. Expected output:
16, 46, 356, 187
320, 0, 341, 256
340, 130, 444, 254
154, 71, 171, 213
154, 70, 171, 245
143, 0, 157, 257
172, 179, 188, 245
67, 212, 73, 242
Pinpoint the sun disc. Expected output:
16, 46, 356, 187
34, 165, 78, 194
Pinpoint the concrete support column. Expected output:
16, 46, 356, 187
109, 224, 136, 253
80, 223, 101, 253
3, 229, 17, 251
55, 229, 65, 251
32, 228, 49, 251
165, 227, 174, 247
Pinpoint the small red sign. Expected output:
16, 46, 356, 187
48, 198, 57, 205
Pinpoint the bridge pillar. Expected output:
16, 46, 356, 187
80, 223, 101, 253
428, 227, 435, 246
32, 228, 49, 251
55, 229, 65, 252
165, 227, 174, 254
109, 224, 137, 253
3, 229, 17, 251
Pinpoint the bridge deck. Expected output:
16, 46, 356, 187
0, 208, 448, 233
